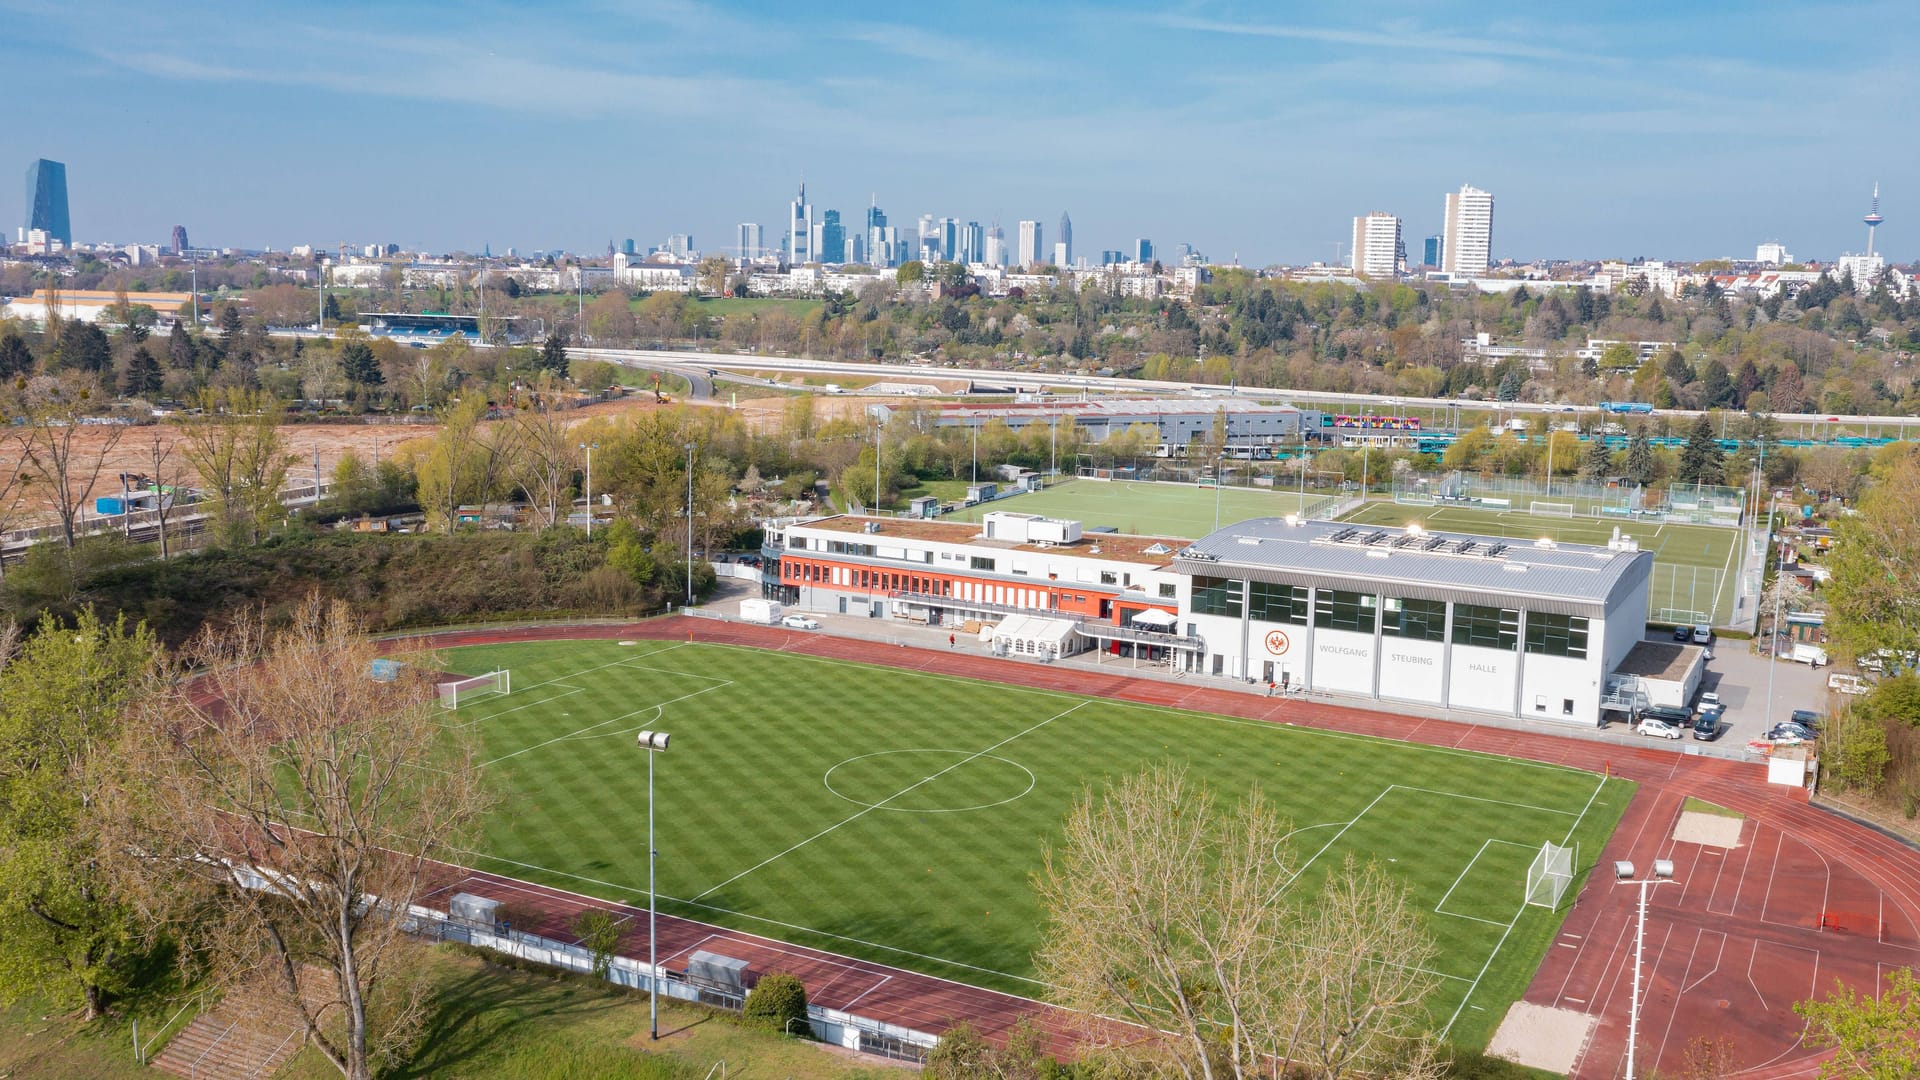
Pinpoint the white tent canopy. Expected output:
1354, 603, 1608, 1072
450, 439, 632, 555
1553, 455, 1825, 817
992, 614, 1084, 660
1129, 608, 1178, 628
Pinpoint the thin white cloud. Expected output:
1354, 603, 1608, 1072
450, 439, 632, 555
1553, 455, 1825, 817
1151, 12, 1576, 62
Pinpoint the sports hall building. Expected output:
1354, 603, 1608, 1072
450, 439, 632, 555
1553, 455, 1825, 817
763, 511, 1654, 727
1173, 517, 1652, 725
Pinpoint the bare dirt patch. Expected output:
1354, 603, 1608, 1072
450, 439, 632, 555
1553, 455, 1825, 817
1484, 1000, 1595, 1073
1673, 809, 1745, 849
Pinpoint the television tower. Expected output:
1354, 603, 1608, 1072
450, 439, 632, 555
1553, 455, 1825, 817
1864, 182, 1884, 256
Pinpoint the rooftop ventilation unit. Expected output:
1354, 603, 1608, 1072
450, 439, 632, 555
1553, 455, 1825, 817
1327, 527, 1358, 543
1421, 536, 1447, 551
1453, 539, 1477, 554
1390, 534, 1419, 549
1361, 530, 1390, 545
1484, 543, 1508, 559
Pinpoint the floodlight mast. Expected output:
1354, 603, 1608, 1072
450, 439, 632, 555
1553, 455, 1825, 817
1615, 858, 1676, 1080
636, 729, 671, 1038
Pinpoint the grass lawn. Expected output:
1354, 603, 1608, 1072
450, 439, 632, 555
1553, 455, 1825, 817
889, 478, 971, 510
1337, 501, 1744, 625
1682, 796, 1744, 819
688, 297, 824, 320
945, 478, 1333, 539
441, 639, 1632, 1051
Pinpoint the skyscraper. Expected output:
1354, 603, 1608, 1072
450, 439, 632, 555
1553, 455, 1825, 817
937, 217, 959, 262
787, 182, 813, 265
1350, 212, 1403, 278
735, 223, 763, 260
1441, 184, 1494, 277
171, 224, 190, 255
1057, 212, 1073, 269
819, 210, 845, 266
1134, 238, 1154, 264
984, 223, 1006, 267
865, 200, 890, 267
621, 237, 638, 256
1017, 220, 1042, 268
1422, 235, 1441, 268
25, 159, 70, 247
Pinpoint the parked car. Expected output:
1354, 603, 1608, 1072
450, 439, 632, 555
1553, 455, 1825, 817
1696, 691, 1724, 715
1790, 709, 1823, 731
1638, 717, 1685, 740
1768, 721, 1818, 742
780, 614, 821, 630
1692, 625, 1714, 645
1692, 713, 1724, 741
1642, 705, 1695, 727
1673, 625, 1693, 642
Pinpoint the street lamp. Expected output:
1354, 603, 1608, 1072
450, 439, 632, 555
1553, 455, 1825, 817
1615, 858, 1677, 1080
684, 443, 696, 608
637, 729, 671, 1040
578, 442, 598, 537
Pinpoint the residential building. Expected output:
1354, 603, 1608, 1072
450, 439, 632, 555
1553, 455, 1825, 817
736, 223, 763, 261
1350, 212, 1403, 278
24, 158, 70, 247
1441, 184, 1494, 276
787, 182, 813, 265
1017, 220, 1043, 268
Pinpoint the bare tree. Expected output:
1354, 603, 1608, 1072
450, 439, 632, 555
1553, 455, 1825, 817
18, 374, 125, 550
1035, 763, 1441, 1080
0, 429, 33, 578
414, 396, 518, 532
507, 407, 578, 529
143, 431, 183, 559
174, 387, 294, 544
108, 598, 490, 1080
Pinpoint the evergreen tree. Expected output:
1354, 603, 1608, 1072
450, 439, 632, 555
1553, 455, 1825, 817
339, 342, 384, 387
1698, 360, 1734, 408
1496, 367, 1523, 401
323, 293, 342, 322
54, 322, 113, 373
1625, 424, 1657, 484
119, 346, 163, 398
0, 333, 32, 378
1578, 433, 1614, 481
537, 331, 570, 378
1677, 414, 1726, 485
166, 323, 195, 369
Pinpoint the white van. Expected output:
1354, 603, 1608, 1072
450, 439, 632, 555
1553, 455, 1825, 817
1790, 643, 1829, 667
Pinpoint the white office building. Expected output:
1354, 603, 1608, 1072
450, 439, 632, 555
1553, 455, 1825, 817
1755, 241, 1791, 266
1173, 517, 1652, 727
1350, 212, 1404, 278
1442, 185, 1495, 277
1017, 220, 1043, 268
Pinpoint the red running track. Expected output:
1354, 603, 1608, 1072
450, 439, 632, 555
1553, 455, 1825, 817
404, 617, 1920, 1075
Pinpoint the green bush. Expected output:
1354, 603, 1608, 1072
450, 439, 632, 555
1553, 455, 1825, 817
740, 971, 808, 1035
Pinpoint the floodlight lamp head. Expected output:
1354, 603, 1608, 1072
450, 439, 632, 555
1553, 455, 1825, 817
1614, 860, 1635, 881
636, 730, 670, 751
1653, 859, 1674, 880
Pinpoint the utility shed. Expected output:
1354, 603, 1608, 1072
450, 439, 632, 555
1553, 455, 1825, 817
1610, 641, 1706, 710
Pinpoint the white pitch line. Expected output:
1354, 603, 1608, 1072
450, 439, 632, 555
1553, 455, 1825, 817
1395, 784, 1578, 818
1285, 784, 1395, 889
445, 685, 584, 728
1435, 839, 1496, 916
480, 680, 733, 766
690, 702, 1088, 903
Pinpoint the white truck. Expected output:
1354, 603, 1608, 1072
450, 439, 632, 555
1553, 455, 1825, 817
739, 598, 784, 625
1789, 643, 1829, 667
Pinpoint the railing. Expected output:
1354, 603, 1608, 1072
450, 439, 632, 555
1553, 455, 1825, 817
187, 1019, 239, 1080
138, 988, 213, 1064
249, 1028, 301, 1078
889, 589, 1205, 651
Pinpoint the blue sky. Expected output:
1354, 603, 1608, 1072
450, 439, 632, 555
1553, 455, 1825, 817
5, 1, 1915, 264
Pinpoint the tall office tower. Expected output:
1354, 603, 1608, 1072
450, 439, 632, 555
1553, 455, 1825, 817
1134, 238, 1154, 263
961, 221, 984, 264
1349, 212, 1403, 278
170, 224, 189, 254
1422, 235, 1441, 268
735, 223, 762, 260
1017, 220, 1043, 268
845, 232, 865, 265
984, 223, 1006, 267
865, 200, 890, 267
1755, 241, 1791, 265
1441, 184, 1494, 276
1057, 211, 1073, 268
787, 181, 813, 264
819, 210, 845, 265
620, 238, 638, 256
25, 158, 70, 246
665, 234, 694, 259
1101, 249, 1125, 265
937, 217, 959, 261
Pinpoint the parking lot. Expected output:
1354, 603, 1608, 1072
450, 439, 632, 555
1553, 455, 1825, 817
1668, 630, 1838, 747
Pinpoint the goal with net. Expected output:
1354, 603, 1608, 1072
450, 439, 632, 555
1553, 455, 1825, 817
437, 670, 510, 710
1528, 501, 1576, 519
1525, 841, 1576, 909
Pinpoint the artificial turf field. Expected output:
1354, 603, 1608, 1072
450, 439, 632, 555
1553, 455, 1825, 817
1335, 501, 1746, 625
440, 638, 1632, 1050
945, 478, 1328, 539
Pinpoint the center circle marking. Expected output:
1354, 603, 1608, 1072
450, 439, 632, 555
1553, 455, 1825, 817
823, 749, 1036, 814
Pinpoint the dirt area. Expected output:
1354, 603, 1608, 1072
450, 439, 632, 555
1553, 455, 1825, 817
0, 394, 698, 525
1672, 809, 1745, 848
1484, 1001, 1594, 1073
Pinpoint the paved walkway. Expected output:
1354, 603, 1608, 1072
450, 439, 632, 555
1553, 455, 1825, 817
407, 616, 1920, 1076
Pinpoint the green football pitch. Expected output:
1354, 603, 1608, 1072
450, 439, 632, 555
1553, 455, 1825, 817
1335, 501, 1746, 625
945, 478, 1329, 538
440, 638, 1631, 1050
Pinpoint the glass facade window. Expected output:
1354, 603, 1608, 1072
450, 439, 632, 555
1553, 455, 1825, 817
1313, 589, 1376, 633
1382, 597, 1446, 641
1158, 582, 1176, 598
970, 556, 995, 570
1524, 612, 1590, 659
1248, 580, 1310, 625
1452, 604, 1519, 650
1190, 576, 1242, 618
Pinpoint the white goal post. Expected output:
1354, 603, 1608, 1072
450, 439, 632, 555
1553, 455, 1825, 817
1525, 841, 1576, 910
1528, 501, 1577, 519
437, 670, 510, 710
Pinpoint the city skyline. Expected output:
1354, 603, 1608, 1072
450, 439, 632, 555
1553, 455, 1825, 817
1, 2, 1914, 263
